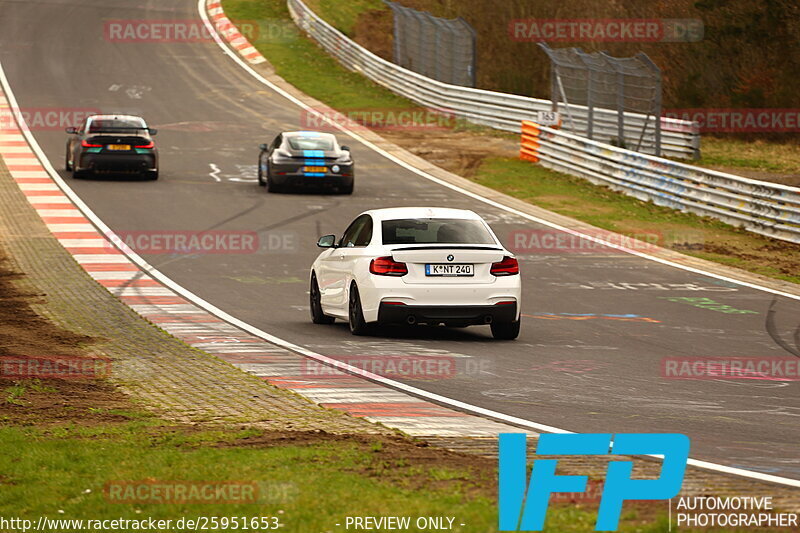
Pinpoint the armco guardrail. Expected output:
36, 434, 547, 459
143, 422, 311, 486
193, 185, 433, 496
521, 121, 800, 244
287, 0, 700, 160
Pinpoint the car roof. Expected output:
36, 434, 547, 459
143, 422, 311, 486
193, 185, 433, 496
87, 115, 147, 129
283, 131, 336, 140
87, 114, 147, 124
363, 207, 483, 222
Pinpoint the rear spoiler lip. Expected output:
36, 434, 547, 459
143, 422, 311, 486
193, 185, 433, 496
285, 149, 339, 158
389, 245, 504, 251
87, 133, 152, 138
88, 127, 150, 132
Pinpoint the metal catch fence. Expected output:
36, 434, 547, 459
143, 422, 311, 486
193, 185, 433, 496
385, 1, 476, 87
287, 0, 700, 159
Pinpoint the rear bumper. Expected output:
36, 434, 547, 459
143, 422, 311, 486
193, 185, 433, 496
78, 152, 157, 174
358, 274, 521, 323
378, 302, 517, 326
270, 162, 354, 189
272, 173, 353, 189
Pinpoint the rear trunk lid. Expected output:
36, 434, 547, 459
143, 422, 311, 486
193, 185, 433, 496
87, 134, 152, 152
284, 148, 339, 161
390, 246, 505, 285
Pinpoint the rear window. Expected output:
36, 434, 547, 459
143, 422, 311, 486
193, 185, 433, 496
287, 135, 335, 151
88, 118, 146, 132
381, 218, 496, 245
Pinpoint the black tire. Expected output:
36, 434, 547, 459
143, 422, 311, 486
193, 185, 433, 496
491, 319, 520, 340
265, 165, 281, 193
339, 181, 354, 195
310, 274, 334, 325
146, 170, 159, 181
257, 158, 266, 186
72, 168, 86, 179
348, 283, 370, 336
65, 146, 72, 171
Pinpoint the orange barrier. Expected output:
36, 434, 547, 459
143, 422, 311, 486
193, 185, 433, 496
520, 120, 541, 163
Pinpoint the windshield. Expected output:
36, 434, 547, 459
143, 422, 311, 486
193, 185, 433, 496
287, 135, 335, 151
88, 117, 147, 132
381, 218, 496, 245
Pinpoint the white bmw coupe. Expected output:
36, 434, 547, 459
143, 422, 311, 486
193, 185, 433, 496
309, 207, 521, 339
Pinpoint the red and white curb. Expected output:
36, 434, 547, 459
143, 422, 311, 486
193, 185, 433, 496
0, 91, 524, 439
207, 1, 265, 65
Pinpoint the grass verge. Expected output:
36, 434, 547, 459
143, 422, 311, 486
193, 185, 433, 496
303, 0, 385, 36
0, 416, 767, 532
699, 138, 799, 174
224, 0, 800, 285
0, 421, 502, 531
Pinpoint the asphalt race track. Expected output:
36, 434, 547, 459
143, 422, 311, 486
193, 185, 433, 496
2, 0, 799, 480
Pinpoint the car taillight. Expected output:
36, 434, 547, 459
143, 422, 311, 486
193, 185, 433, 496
491, 256, 519, 276
135, 141, 154, 148
370, 256, 407, 276
81, 140, 102, 147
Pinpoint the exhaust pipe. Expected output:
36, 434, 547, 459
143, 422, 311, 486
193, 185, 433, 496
406, 315, 417, 325
483, 315, 493, 324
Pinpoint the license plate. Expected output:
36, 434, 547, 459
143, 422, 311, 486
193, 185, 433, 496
107, 144, 131, 151
303, 166, 327, 173
425, 264, 474, 277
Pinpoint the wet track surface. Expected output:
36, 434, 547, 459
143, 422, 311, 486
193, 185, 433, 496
2, 0, 799, 478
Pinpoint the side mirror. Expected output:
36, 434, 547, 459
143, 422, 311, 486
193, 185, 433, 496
148, 128, 158, 135
340, 145, 350, 151
259, 143, 268, 151
317, 234, 337, 248
65, 127, 78, 134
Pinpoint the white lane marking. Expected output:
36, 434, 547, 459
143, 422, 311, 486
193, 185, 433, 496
208, 163, 258, 183
10, 172, 51, 179
548, 282, 740, 292
105, 287, 176, 296
369, 417, 522, 437
208, 163, 221, 182
5, 157, 39, 165
71, 255, 133, 264
16, 182, 59, 190
57, 238, 108, 247
0, 8, 796, 488
126, 85, 151, 100
36, 209, 83, 217
28, 195, 71, 203
44, 223, 96, 232
87, 270, 147, 280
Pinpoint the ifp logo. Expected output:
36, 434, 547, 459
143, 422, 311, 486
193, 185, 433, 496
499, 433, 689, 531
